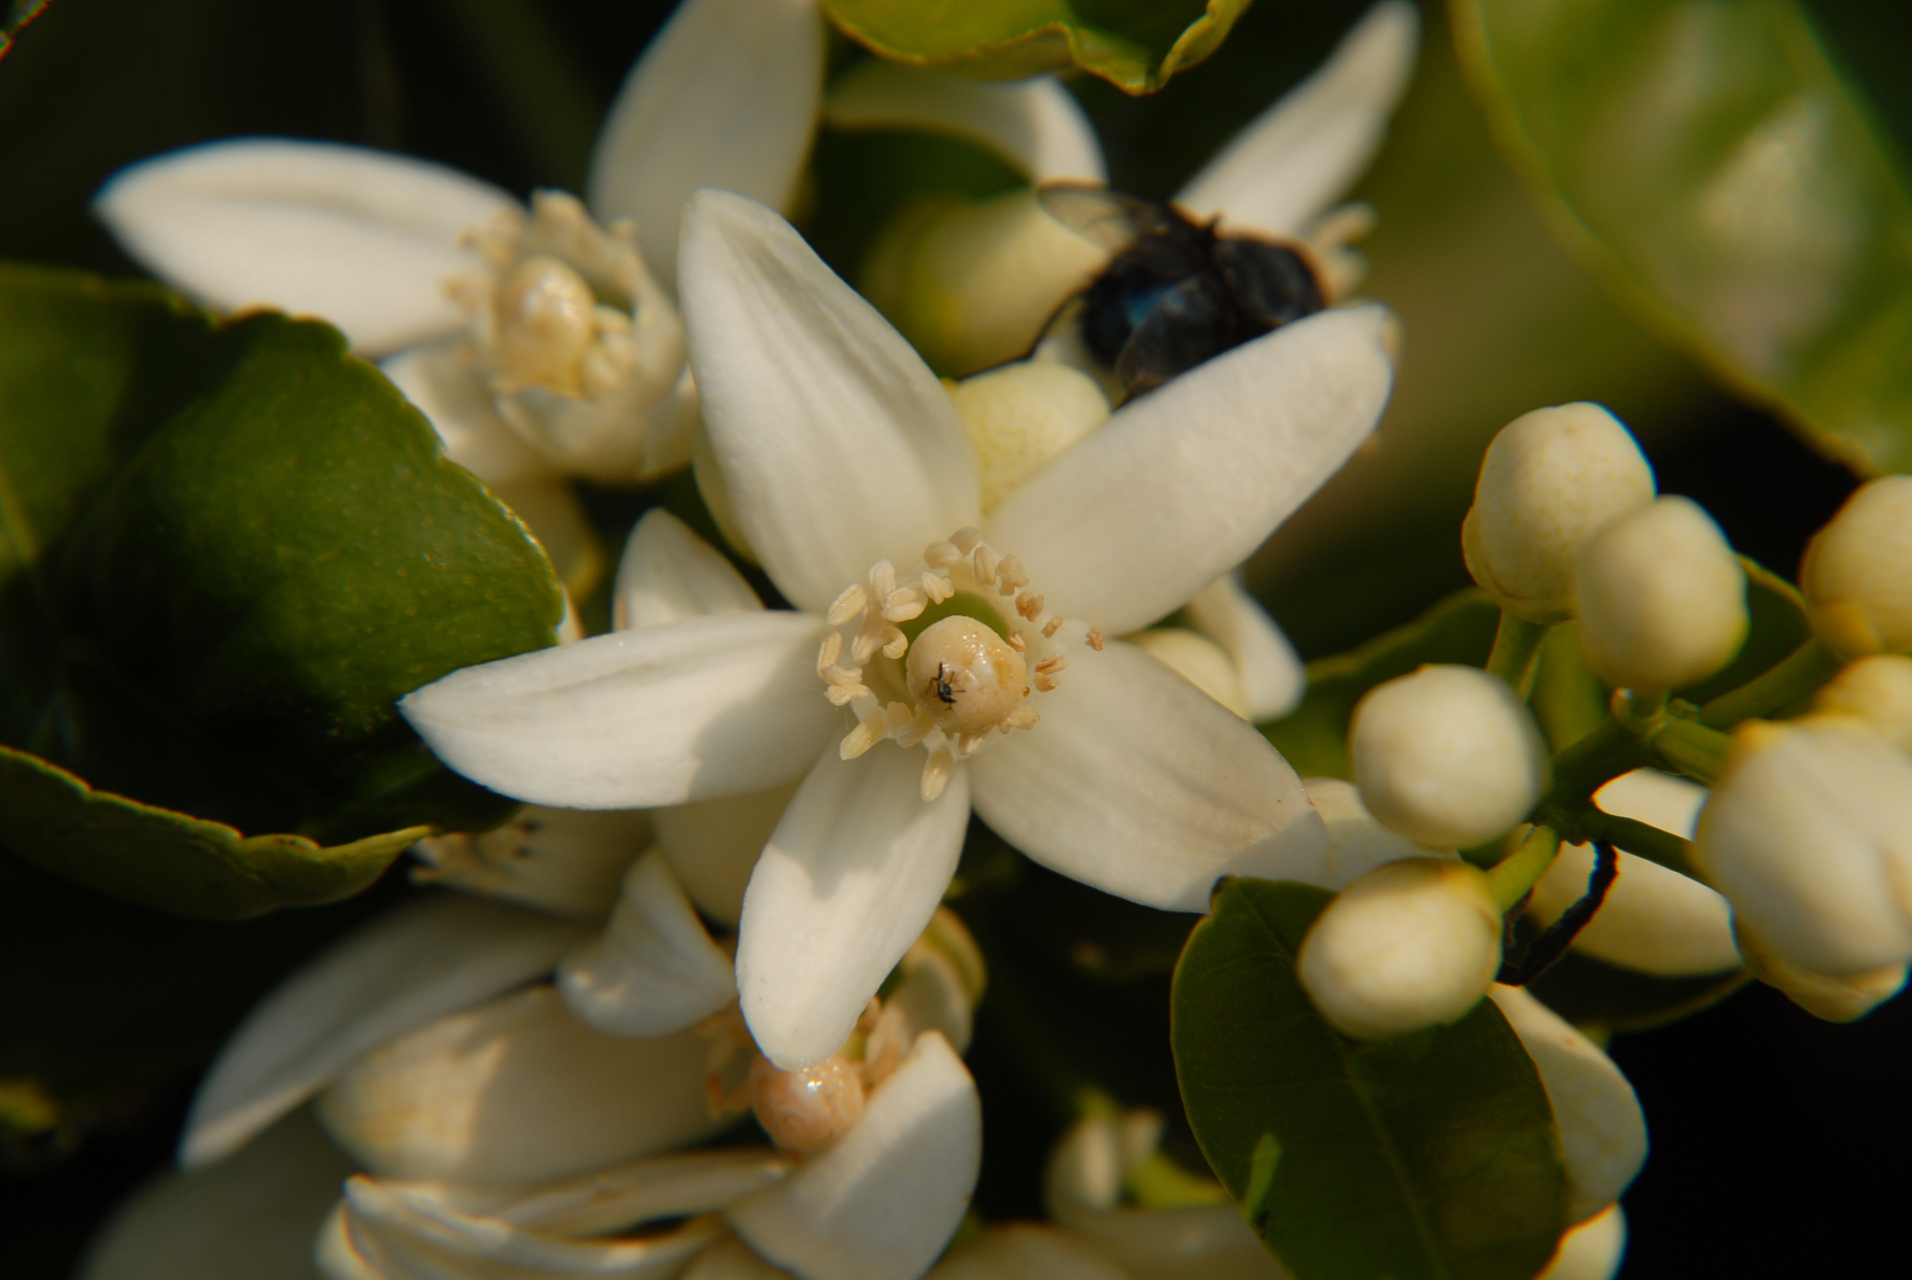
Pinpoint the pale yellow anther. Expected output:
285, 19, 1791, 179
1035, 654, 1067, 676
817, 631, 843, 675
925, 541, 963, 571
1086, 628, 1105, 651
826, 682, 867, 707
881, 627, 909, 660
958, 732, 987, 756
897, 706, 936, 747
883, 701, 915, 734
1016, 593, 1044, 621
1006, 632, 1027, 651
841, 712, 888, 760
1007, 706, 1040, 730
1042, 617, 1064, 638
995, 556, 1029, 596
951, 528, 982, 555
1033, 674, 1059, 693
869, 560, 897, 601
921, 572, 954, 604
920, 751, 955, 802
882, 587, 927, 622
827, 584, 868, 627
972, 545, 999, 584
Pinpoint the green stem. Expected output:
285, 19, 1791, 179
1485, 612, 1550, 697
1579, 810, 1705, 882
1700, 638, 1841, 728
1542, 714, 1655, 818
1650, 716, 1733, 784
1485, 823, 1563, 911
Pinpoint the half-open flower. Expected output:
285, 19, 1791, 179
402, 189, 1395, 1068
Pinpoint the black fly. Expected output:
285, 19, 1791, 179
932, 662, 958, 706
1038, 182, 1326, 396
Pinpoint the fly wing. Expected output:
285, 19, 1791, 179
1037, 181, 1156, 254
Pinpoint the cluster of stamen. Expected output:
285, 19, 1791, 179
818, 528, 1100, 801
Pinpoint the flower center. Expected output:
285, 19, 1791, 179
817, 527, 1104, 801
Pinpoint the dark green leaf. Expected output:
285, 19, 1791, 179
1173, 879, 1568, 1280
821, 0, 1249, 95
1259, 588, 1501, 778
0, 263, 564, 914
1453, 0, 1912, 473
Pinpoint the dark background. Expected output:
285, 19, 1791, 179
3, 0, 1908, 1276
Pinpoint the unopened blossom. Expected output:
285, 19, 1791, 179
1693, 716, 1912, 977
1040, 1107, 1284, 1279
1813, 653, 1912, 750
401, 189, 1395, 1068
1349, 664, 1551, 849
1462, 403, 1657, 624
1297, 858, 1503, 1040
1800, 475, 1912, 658
1487, 987, 1648, 1225
1538, 1206, 1628, 1280
1733, 921, 1908, 1023
1575, 496, 1747, 693
1527, 770, 1739, 977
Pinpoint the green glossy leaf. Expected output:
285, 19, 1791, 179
1173, 879, 1568, 1280
1260, 588, 1501, 778
822, 0, 1249, 95
0, 747, 426, 919
0, 263, 564, 915
1453, 0, 1912, 473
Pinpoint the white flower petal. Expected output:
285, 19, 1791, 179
96, 139, 515, 355
79, 1109, 355, 1280
481, 1148, 790, 1238
559, 848, 739, 1038
824, 64, 1105, 183
984, 306, 1393, 637
680, 190, 981, 610
1184, 575, 1306, 721
1488, 986, 1648, 1224
1539, 1205, 1627, 1280
970, 637, 1330, 912
653, 781, 801, 927
929, 1224, 1133, 1280
380, 339, 549, 487
1175, 1, 1420, 234
181, 895, 589, 1168
322, 1175, 722, 1278
410, 807, 650, 919
316, 986, 717, 1185
1303, 777, 1456, 888
588, 0, 826, 295
736, 747, 971, 1068
729, 1032, 981, 1280
400, 611, 836, 809
683, 1237, 803, 1279
615, 509, 763, 631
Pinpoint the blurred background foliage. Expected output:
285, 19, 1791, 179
3, 0, 1911, 1276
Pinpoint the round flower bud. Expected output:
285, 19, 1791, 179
1350, 665, 1551, 849
949, 360, 1109, 514
1814, 654, 1912, 751
1800, 476, 1912, 658
1461, 403, 1656, 624
1297, 858, 1503, 1040
1693, 717, 1912, 975
1734, 920, 1908, 1023
1574, 496, 1747, 693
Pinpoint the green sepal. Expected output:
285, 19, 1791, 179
1173, 878, 1569, 1280
822, 0, 1251, 95
1453, 0, 1912, 474
1258, 588, 1501, 778
0, 263, 562, 914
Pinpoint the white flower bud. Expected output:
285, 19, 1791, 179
1539, 1205, 1627, 1280
949, 359, 1109, 514
1693, 717, 1912, 975
1488, 987, 1647, 1225
1801, 476, 1912, 658
1734, 921, 1909, 1023
1297, 858, 1503, 1040
1350, 664, 1551, 849
1574, 496, 1747, 693
1462, 403, 1656, 624
1814, 654, 1912, 750
1528, 771, 1738, 977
